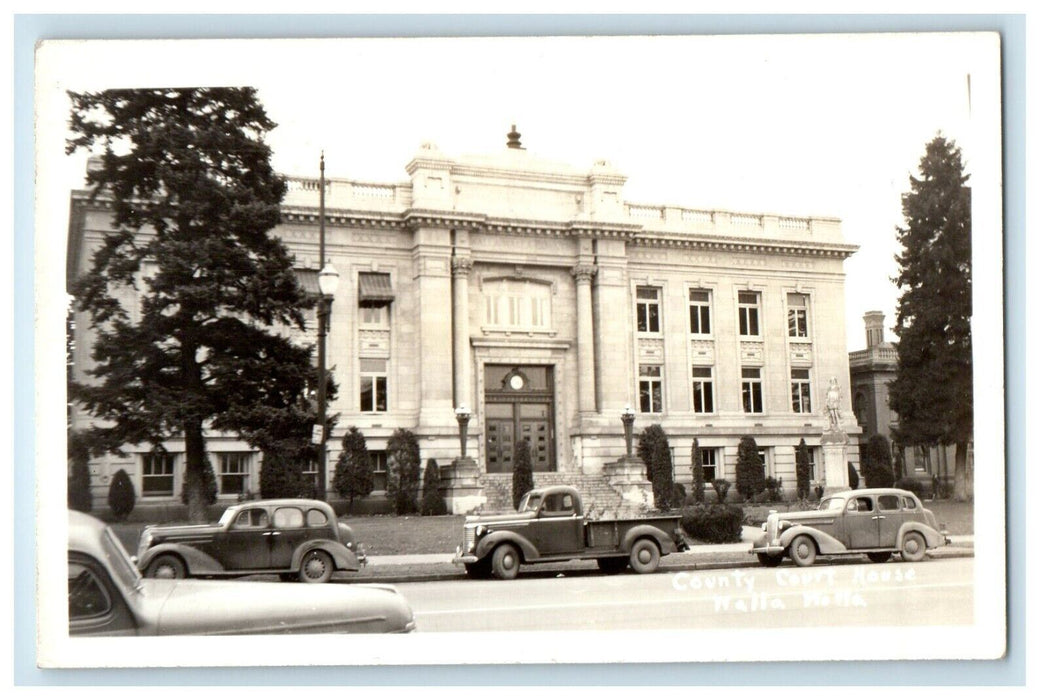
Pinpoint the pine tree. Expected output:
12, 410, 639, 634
890, 135, 973, 500
67, 88, 327, 521
865, 434, 895, 488
638, 425, 674, 511
333, 427, 373, 507
108, 468, 136, 521
420, 458, 447, 516
735, 436, 764, 501
794, 439, 811, 502
511, 440, 535, 510
67, 430, 93, 513
387, 429, 420, 515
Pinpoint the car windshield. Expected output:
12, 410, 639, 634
519, 493, 542, 513
217, 507, 238, 527
818, 497, 845, 511
102, 527, 141, 590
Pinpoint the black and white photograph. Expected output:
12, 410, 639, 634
30, 27, 1009, 672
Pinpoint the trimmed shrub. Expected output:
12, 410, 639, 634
181, 457, 217, 507
795, 439, 811, 503
260, 450, 309, 498
680, 504, 744, 544
866, 434, 893, 481
671, 483, 687, 509
420, 458, 447, 516
848, 462, 861, 490
712, 478, 731, 504
813, 482, 825, 500
334, 426, 373, 506
735, 436, 765, 501
67, 430, 93, 513
690, 438, 705, 504
511, 440, 535, 510
387, 429, 421, 515
107, 469, 135, 521
865, 465, 895, 488
894, 476, 925, 499
638, 425, 674, 511
763, 476, 783, 502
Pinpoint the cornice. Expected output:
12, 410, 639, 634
630, 233, 860, 259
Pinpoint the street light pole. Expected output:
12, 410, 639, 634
313, 153, 340, 500
621, 405, 636, 458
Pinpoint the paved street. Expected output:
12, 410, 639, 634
396, 557, 974, 632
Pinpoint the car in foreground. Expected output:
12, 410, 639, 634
751, 488, 950, 567
68, 510, 415, 635
136, 498, 364, 583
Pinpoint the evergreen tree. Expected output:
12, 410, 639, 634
108, 468, 136, 521
181, 455, 217, 506
637, 425, 674, 511
865, 434, 895, 488
690, 438, 705, 503
67, 430, 93, 513
890, 135, 973, 500
259, 449, 308, 499
511, 440, 535, 509
387, 429, 420, 515
333, 427, 373, 507
794, 439, 811, 502
66, 88, 325, 521
735, 436, 764, 501
420, 458, 447, 516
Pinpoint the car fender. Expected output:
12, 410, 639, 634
138, 543, 226, 576
896, 522, 944, 550
621, 524, 676, 555
475, 531, 541, 562
291, 540, 361, 572
779, 525, 848, 555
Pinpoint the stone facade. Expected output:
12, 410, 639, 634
67, 130, 861, 516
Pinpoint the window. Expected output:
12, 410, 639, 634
689, 289, 712, 335
738, 291, 760, 336
483, 279, 552, 331
233, 508, 269, 529
700, 448, 718, 484
903, 496, 917, 510
273, 507, 305, 528
741, 367, 763, 413
756, 448, 769, 473
638, 365, 663, 413
360, 359, 388, 412
217, 452, 251, 496
790, 368, 812, 413
306, 508, 329, 527
636, 286, 661, 333
854, 392, 868, 427
370, 451, 388, 492
692, 366, 715, 413
787, 293, 809, 338
68, 561, 111, 621
878, 495, 901, 511
301, 460, 318, 493
141, 451, 175, 497
360, 305, 389, 328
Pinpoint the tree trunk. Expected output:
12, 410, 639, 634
184, 419, 209, 522
953, 440, 973, 502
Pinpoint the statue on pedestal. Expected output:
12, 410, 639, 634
824, 377, 842, 432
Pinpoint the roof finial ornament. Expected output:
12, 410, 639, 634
507, 124, 523, 149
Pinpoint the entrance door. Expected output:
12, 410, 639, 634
484, 401, 554, 473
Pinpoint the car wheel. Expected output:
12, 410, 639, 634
597, 557, 630, 574
299, 550, 334, 583
629, 538, 661, 574
464, 559, 491, 579
789, 535, 817, 567
145, 554, 186, 579
867, 551, 893, 564
491, 544, 521, 580
900, 532, 927, 562
757, 552, 784, 568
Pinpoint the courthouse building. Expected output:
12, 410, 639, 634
67, 128, 861, 514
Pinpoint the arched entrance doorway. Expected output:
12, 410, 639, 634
483, 365, 555, 473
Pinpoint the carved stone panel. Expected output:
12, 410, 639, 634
637, 337, 664, 364
690, 339, 716, 364
739, 341, 764, 365
788, 340, 813, 366
360, 329, 391, 358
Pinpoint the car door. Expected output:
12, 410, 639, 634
875, 494, 908, 548
842, 495, 879, 549
267, 506, 326, 569
535, 493, 585, 555
211, 507, 272, 571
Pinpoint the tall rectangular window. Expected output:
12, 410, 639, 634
141, 452, 175, 497
370, 451, 388, 492
217, 452, 251, 496
741, 367, 763, 413
302, 459, 318, 493
636, 286, 661, 333
360, 359, 388, 412
791, 368, 812, 413
638, 365, 663, 413
360, 305, 389, 328
787, 293, 809, 338
700, 447, 718, 484
689, 289, 712, 335
692, 366, 715, 413
738, 291, 761, 336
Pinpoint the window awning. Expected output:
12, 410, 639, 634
359, 272, 395, 307
294, 269, 320, 298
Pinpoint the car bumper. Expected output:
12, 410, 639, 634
453, 545, 478, 565
751, 544, 786, 557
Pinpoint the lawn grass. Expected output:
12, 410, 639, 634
342, 514, 465, 555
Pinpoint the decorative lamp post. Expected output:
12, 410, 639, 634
621, 405, 636, 457
455, 405, 471, 459
315, 261, 339, 499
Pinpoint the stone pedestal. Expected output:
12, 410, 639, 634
603, 456, 653, 510
439, 457, 487, 514
820, 429, 849, 494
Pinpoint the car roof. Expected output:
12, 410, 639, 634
68, 509, 114, 560
229, 498, 333, 510
830, 488, 919, 499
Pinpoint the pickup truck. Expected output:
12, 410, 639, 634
452, 485, 689, 580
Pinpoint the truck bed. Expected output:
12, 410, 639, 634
585, 515, 680, 549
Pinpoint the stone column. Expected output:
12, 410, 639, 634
413, 227, 455, 431
592, 239, 631, 413
451, 256, 473, 409
572, 263, 597, 415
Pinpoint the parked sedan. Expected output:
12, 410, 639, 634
751, 488, 950, 567
69, 510, 415, 635
136, 499, 365, 583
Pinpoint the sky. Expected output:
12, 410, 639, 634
36, 33, 1001, 352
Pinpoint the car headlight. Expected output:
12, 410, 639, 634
475, 525, 486, 538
